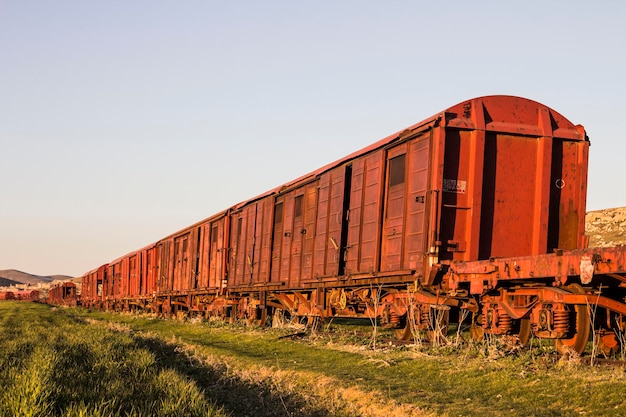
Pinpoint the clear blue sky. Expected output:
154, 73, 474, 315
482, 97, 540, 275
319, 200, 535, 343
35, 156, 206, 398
1, 1, 625, 277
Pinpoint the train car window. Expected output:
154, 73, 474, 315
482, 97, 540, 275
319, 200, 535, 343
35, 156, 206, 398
388, 154, 406, 187
294, 195, 304, 218
274, 202, 284, 225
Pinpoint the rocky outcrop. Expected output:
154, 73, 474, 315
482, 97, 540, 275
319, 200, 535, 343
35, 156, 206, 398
585, 207, 626, 248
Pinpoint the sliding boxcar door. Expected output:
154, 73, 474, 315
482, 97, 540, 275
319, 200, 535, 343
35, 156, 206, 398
381, 145, 408, 272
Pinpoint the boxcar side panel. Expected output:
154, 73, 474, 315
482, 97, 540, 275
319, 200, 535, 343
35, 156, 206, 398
252, 198, 272, 285
380, 143, 408, 271
129, 254, 139, 297
230, 208, 249, 287
301, 183, 318, 281
313, 167, 348, 277
207, 218, 227, 289
404, 134, 431, 273
271, 195, 286, 283
313, 173, 331, 277
345, 150, 384, 274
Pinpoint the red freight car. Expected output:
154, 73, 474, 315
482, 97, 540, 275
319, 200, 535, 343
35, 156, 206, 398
137, 243, 159, 304
104, 256, 123, 310
80, 264, 107, 309
47, 282, 77, 306
15, 289, 40, 302
78, 95, 626, 355
218, 95, 590, 326
151, 212, 228, 316
0, 291, 16, 300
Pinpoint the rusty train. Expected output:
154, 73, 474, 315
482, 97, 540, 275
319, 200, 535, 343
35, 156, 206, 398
72, 95, 625, 355
47, 282, 78, 306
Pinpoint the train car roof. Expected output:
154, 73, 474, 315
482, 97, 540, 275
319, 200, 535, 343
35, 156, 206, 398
233, 95, 586, 208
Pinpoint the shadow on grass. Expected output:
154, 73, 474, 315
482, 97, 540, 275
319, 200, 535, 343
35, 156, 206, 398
135, 335, 337, 417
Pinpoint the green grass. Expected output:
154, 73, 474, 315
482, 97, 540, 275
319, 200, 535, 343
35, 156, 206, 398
0, 302, 225, 417
3, 302, 626, 417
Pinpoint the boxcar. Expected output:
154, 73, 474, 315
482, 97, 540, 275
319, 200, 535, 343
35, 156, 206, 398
223, 95, 589, 325
80, 264, 107, 308
47, 283, 77, 306
0, 291, 16, 300
78, 95, 626, 355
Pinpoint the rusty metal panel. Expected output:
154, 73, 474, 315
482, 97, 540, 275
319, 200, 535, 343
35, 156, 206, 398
197, 223, 210, 289
300, 183, 318, 280
143, 246, 158, 296
249, 198, 272, 285
230, 207, 251, 286
158, 240, 172, 292
80, 265, 106, 304
271, 195, 287, 282
230, 198, 273, 286
103, 264, 113, 299
160, 226, 205, 293
202, 217, 227, 290
285, 194, 299, 285
552, 139, 589, 250
269, 182, 320, 286
313, 173, 331, 277
256, 198, 273, 284
138, 250, 147, 296
486, 134, 542, 257
282, 195, 294, 282
436, 96, 589, 263
380, 144, 408, 271
172, 233, 190, 292
438, 128, 481, 262
313, 168, 346, 277
345, 150, 384, 274
121, 256, 131, 297
107, 261, 122, 300
404, 134, 431, 272
128, 254, 139, 296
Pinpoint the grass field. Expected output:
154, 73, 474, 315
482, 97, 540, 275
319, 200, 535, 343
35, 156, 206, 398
2, 302, 626, 417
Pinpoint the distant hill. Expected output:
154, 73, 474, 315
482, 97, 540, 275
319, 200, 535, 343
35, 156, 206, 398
0, 269, 74, 287
0, 277, 22, 287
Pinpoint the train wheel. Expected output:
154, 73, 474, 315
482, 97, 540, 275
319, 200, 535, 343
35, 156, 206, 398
554, 284, 590, 355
